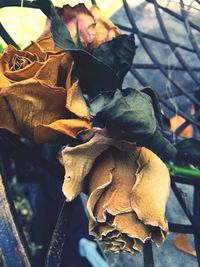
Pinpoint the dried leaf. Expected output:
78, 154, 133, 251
173, 234, 196, 257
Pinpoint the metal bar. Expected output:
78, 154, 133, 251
115, 23, 196, 53
169, 223, 193, 233
0, 23, 20, 48
123, 0, 200, 107
45, 201, 75, 267
173, 175, 200, 186
171, 179, 200, 238
143, 241, 155, 267
153, 1, 199, 85
0, 150, 32, 267
0, 0, 38, 8
180, 0, 200, 61
132, 63, 200, 71
193, 184, 200, 265
151, 0, 200, 33
130, 68, 200, 128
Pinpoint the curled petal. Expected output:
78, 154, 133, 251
35, 53, 71, 87
62, 132, 115, 201
131, 147, 170, 244
89, 6, 122, 50
35, 119, 92, 143
0, 97, 19, 135
66, 79, 90, 119
0, 78, 68, 141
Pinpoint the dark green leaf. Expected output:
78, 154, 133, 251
71, 51, 121, 96
175, 138, 200, 165
140, 87, 170, 131
36, 0, 75, 49
76, 19, 85, 49
93, 34, 136, 82
90, 88, 176, 159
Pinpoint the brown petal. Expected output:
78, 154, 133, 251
131, 147, 170, 243
173, 234, 196, 257
24, 41, 47, 61
62, 132, 116, 201
0, 78, 67, 141
89, 6, 121, 50
87, 149, 115, 233
66, 79, 90, 120
94, 149, 138, 221
4, 61, 44, 82
35, 119, 92, 143
0, 97, 19, 135
37, 34, 59, 52
113, 213, 151, 243
35, 53, 69, 87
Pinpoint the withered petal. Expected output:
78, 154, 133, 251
4, 61, 44, 82
113, 213, 151, 243
24, 41, 47, 61
131, 147, 170, 240
62, 132, 117, 201
35, 54, 67, 87
66, 79, 90, 119
0, 97, 19, 134
87, 149, 115, 224
94, 149, 138, 220
35, 119, 92, 143
0, 78, 67, 141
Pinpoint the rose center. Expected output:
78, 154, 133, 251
10, 55, 32, 71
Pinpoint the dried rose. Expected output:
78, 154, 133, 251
62, 130, 170, 253
0, 42, 91, 143
38, 3, 121, 51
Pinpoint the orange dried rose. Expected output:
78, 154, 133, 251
38, 3, 121, 51
0, 42, 91, 143
62, 130, 170, 254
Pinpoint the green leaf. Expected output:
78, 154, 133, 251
140, 87, 170, 131
175, 138, 200, 165
36, 0, 75, 49
90, 88, 177, 159
76, 18, 85, 49
93, 34, 136, 82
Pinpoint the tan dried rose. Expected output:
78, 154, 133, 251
38, 3, 121, 51
0, 42, 91, 143
62, 130, 170, 254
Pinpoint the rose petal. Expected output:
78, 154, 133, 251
24, 41, 47, 61
113, 213, 151, 243
66, 79, 91, 119
35, 53, 70, 87
62, 133, 115, 201
131, 147, 170, 243
87, 149, 115, 226
35, 119, 92, 143
93, 149, 138, 221
89, 6, 122, 50
5, 61, 44, 82
0, 78, 68, 140
37, 34, 58, 52
0, 97, 19, 134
